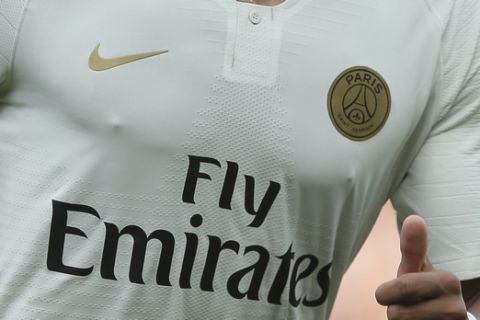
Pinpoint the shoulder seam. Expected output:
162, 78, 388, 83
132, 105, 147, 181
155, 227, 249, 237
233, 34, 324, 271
422, 0, 445, 30
421, 0, 448, 123
0, 0, 31, 89
8, 0, 31, 87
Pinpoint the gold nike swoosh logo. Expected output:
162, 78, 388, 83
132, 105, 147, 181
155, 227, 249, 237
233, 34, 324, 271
88, 44, 168, 71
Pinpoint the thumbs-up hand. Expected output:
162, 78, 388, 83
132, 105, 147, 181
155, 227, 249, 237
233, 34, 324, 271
396, 215, 432, 276
375, 215, 468, 319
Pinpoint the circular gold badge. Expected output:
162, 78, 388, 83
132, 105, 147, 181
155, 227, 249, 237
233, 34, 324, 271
328, 66, 391, 141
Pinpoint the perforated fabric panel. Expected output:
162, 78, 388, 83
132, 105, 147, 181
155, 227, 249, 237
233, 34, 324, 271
0, 0, 28, 86
424, 0, 480, 124
169, 75, 297, 320
392, 0, 480, 280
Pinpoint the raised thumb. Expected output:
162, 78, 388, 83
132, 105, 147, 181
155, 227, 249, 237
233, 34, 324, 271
397, 215, 429, 276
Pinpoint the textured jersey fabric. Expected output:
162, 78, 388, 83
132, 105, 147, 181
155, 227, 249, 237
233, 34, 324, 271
0, 0, 478, 319
391, 0, 480, 280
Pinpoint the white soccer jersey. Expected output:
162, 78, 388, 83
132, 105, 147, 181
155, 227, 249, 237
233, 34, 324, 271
0, 0, 479, 319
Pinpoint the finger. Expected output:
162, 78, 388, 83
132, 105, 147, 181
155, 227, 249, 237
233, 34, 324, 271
376, 271, 446, 306
398, 215, 431, 276
386, 295, 467, 320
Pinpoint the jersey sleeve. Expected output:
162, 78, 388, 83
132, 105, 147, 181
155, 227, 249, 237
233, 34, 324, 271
0, 0, 29, 88
391, 0, 480, 281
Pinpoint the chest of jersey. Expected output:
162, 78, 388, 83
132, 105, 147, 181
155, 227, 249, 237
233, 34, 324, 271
12, 0, 440, 189
13, 1, 436, 185
0, 1, 448, 318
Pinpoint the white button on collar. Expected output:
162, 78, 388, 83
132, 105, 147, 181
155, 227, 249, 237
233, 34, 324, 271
249, 10, 262, 24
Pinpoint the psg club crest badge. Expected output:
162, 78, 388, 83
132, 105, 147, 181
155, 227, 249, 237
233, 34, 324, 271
328, 66, 391, 141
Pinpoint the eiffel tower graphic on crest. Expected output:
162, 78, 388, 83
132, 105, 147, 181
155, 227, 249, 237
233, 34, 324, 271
343, 85, 377, 125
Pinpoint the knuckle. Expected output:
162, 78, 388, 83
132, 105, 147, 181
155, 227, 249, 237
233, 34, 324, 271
397, 277, 414, 296
437, 270, 461, 293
